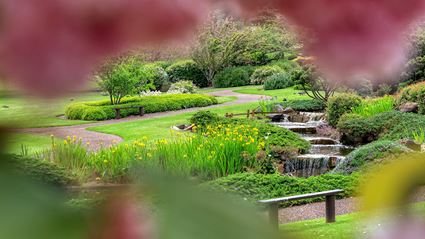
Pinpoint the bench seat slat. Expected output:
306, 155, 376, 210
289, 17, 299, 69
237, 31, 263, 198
258, 189, 344, 204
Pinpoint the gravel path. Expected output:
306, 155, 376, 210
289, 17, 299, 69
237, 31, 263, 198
279, 187, 425, 223
19, 90, 267, 150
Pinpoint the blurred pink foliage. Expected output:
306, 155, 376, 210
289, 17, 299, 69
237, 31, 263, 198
233, 0, 425, 82
0, 0, 207, 96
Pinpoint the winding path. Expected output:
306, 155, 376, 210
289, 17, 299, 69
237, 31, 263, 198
20, 90, 267, 150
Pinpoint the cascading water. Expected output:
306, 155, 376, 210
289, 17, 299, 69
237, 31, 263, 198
272, 112, 353, 177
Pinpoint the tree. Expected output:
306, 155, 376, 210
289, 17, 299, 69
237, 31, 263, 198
97, 55, 154, 105
192, 10, 245, 86
297, 64, 337, 103
401, 22, 425, 85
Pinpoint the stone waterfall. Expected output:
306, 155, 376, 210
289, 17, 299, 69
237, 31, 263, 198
272, 112, 353, 177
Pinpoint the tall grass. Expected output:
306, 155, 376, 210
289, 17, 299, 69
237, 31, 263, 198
412, 128, 425, 144
351, 96, 395, 117
35, 124, 265, 183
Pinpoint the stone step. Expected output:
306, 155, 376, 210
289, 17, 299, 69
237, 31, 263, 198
303, 137, 338, 145
308, 144, 354, 155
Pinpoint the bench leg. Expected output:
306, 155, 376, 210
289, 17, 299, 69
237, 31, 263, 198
325, 195, 336, 223
268, 203, 279, 229
139, 107, 145, 116
115, 109, 121, 119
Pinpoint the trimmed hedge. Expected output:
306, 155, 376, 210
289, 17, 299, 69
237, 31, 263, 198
203, 173, 359, 206
283, 99, 326, 112
332, 140, 410, 174
337, 111, 425, 145
213, 66, 253, 88
327, 93, 362, 126
66, 94, 218, 121
6, 154, 76, 187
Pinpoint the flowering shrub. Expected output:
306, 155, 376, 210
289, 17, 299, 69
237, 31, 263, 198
168, 80, 197, 94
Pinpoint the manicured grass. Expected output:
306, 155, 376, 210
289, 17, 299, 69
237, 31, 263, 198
0, 92, 108, 128
282, 202, 425, 239
89, 102, 260, 142
234, 86, 310, 101
281, 213, 361, 239
5, 133, 54, 155
90, 87, 310, 142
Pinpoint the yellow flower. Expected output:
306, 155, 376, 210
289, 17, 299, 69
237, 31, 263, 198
95, 177, 101, 181
86, 142, 91, 145
147, 153, 152, 158
63, 140, 68, 145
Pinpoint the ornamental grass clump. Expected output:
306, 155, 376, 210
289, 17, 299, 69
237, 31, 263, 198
351, 95, 395, 117
37, 123, 265, 182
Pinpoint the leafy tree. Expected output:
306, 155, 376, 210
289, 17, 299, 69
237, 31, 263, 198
297, 63, 337, 103
192, 10, 245, 86
97, 55, 154, 105
401, 23, 425, 85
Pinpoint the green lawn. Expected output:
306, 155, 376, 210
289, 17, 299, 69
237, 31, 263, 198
234, 86, 309, 101
282, 213, 362, 239
89, 87, 310, 142
88, 101, 260, 142
282, 202, 425, 239
0, 92, 108, 128
5, 133, 55, 155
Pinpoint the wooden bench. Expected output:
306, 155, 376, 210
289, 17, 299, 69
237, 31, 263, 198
113, 106, 144, 119
258, 189, 344, 228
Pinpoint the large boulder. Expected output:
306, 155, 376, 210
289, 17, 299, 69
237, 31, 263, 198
399, 102, 419, 113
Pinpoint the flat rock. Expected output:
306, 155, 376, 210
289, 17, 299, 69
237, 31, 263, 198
399, 102, 419, 113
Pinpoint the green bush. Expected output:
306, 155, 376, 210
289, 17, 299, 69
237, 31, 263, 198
337, 111, 425, 145
250, 65, 283, 85
65, 94, 218, 121
143, 64, 170, 92
203, 173, 360, 206
327, 93, 362, 126
81, 107, 107, 121
283, 99, 325, 111
6, 154, 76, 187
397, 82, 425, 114
166, 60, 208, 87
332, 140, 410, 174
190, 111, 219, 127
213, 67, 251, 88
168, 80, 197, 93
264, 72, 293, 90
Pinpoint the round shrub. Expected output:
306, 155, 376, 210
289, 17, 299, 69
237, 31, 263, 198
65, 103, 90, 120
264, 72, 293, 90
213, 67, 250, 88
397, 81, 425, 114
250, 65, 283, 85
166, 60, 207, 87
327, 93, 362, 126
333, 140, 410, 174
168, 80, 197, 94
190, 111, 219, 127
81, 107, 108, 121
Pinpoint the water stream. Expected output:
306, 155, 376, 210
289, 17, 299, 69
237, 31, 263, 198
271, 112, 353, 177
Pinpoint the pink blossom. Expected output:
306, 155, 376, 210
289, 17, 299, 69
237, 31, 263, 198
0, 0, 207, 96
233, 0, 425, 82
